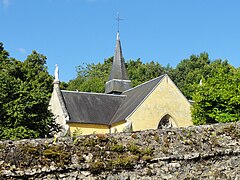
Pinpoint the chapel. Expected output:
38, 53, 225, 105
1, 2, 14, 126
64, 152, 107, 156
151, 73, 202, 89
49, 31, 193, 136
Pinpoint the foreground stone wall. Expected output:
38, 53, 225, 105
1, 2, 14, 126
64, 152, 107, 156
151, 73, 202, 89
0, 122, 240, 179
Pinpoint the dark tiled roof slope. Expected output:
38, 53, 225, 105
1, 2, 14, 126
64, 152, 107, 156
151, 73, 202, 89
61, 91, 126, 125
109, 75, 165, 125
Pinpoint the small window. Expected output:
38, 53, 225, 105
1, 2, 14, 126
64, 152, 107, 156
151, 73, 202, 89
158, 114, 172, 129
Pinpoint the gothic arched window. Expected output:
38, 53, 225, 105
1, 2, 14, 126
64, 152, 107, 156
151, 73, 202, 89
158, 114, 172, 129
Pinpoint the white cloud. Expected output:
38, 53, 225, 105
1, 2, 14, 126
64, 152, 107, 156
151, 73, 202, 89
2, 0, 10, 8
17, 48, 26, 54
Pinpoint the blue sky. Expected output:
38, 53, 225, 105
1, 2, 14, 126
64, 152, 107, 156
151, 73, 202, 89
1, 0, 240, 82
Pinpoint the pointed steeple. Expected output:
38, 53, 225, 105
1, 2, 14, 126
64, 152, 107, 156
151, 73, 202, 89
109, 32, 129, 80
105, 32, 132, 94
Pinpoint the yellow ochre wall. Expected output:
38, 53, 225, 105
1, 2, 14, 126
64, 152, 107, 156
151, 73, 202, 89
110, 120, 127, 133
127, 75, 193, 132
68, 123, 109, 135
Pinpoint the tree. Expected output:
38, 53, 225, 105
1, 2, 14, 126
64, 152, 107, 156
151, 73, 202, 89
59, 81, 68, 90
171, 52, 211, 99
171, 53, 235, 100
0, 45, 59, 140
67, 57, 112, 92
127, 59, 167, 87
192, 65, 240, 125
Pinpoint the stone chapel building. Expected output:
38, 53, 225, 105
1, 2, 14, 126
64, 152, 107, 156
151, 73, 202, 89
49, 32, 193, 136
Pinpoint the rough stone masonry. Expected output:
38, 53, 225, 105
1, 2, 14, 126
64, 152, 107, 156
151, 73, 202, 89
0, 122, 240, 179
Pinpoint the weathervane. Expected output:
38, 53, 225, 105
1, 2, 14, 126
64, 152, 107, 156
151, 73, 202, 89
115, 12, 123, 32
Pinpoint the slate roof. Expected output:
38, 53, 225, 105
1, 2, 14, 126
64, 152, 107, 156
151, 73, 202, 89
60, 75, 165, 126
108, 32, 129, 81
109, 75, 165, 125
61, 91, 126, 125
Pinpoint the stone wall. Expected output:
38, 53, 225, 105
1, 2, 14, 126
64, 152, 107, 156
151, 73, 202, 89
1, 122, 240, 179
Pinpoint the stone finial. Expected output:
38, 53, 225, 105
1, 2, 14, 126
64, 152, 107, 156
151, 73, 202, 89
54, 64, 60, 84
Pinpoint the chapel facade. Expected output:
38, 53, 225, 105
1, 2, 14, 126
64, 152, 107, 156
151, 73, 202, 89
49, 31, 193, 136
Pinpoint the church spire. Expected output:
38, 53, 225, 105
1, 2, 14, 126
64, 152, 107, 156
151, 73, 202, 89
105, 29, 131, 94
108, 32, 129, 81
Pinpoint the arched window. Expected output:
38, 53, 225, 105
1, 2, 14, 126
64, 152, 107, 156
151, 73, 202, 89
158, 114, 172, 129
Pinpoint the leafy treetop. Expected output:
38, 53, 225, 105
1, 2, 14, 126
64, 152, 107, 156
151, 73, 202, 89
0, 43, 59, 140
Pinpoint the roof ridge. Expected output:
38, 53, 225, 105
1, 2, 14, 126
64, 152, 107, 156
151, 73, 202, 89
61, 90, 126, 97
123, 74, 166, 93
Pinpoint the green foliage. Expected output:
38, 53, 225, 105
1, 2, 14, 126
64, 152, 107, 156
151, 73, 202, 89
111, 154, 139, 170
59, 81, 68, 90
171, 52, 211, 99
110, 143, 125, 152
43, 145, 71, 167
192, 66, 240, 125
67, 58, 112, 92
171, 52, 239, 124
67, 57, 171, 92
127, 143, 141, 155
127, 59, 168, 87
0, 126, 38, 140
0, 43, 59, 140
142, 147, 154, 156
72, 128, 82, 137
171, 53, 234, 99
89, 160, 105, 174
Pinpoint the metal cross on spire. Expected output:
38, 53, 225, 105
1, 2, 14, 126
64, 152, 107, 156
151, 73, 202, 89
115, 12, 123, 32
